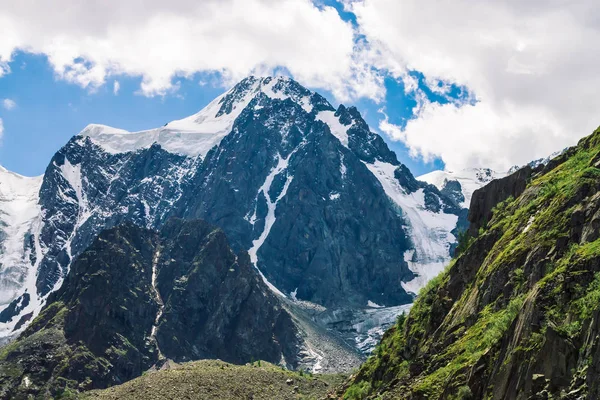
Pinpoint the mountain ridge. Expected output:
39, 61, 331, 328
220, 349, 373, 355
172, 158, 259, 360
0, 76, 463, 356
0, 219, 306, 399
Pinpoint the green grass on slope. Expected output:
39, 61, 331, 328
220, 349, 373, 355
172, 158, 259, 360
344, 127, 600, 399
81, 360, 346, 400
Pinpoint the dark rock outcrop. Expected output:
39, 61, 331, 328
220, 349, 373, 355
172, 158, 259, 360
467, 165, 537, 236
0, 219, 300, 399
36, 139, 197, 297
440, 179, 465, 206
0, 294, 29, 323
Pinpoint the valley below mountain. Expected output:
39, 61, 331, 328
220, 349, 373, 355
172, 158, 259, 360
82, 359, 347, 400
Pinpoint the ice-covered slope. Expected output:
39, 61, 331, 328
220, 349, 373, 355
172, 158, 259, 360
418, 168, 507, 208
367, 161, 459, 295
0, 167, 42, 306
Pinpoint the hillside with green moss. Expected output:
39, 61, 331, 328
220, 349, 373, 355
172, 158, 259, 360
338, 127, 600, 399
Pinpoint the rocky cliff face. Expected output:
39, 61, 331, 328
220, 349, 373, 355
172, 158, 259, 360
0, 76, 463, 343
0, 219, 301, 399
340, 126, 600, 399
466, 165, 537, 237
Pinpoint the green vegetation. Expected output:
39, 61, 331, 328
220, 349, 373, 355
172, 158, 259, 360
344, 127, 600, 398
575, 272, 600, 320
452, 385, 473, 400
412, 295, 525, 397
455, 229, 473, 256
395, 312, 406, 329
344, 381, 372, 400
82, 359, 346, 400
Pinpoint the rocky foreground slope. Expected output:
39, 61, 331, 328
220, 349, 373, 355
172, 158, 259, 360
337, 127, 600, 399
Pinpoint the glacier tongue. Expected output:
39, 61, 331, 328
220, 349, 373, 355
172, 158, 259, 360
365, 160, 458, 295
0, 166, 42, 306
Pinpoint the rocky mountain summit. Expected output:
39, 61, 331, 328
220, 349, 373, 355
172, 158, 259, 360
339, 127, 600, 399
0, 76, 464, 348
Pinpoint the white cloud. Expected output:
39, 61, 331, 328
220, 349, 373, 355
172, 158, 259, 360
0, 0, 382, 101
348, 0, 600, 170
2, 98, 16, 110
1, 0, 599, 170
0, 118, 3, 141
113, 81, 120, 95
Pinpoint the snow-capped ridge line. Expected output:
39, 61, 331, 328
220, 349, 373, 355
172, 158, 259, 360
418, 168, 507, 208
80, 76, 323, 158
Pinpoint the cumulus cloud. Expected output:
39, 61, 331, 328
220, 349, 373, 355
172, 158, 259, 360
0, 0, 382, 101
1, 0, 599, 170
348, 0, 600, 170
2, 99, 16, 110
113, 81, 120, 95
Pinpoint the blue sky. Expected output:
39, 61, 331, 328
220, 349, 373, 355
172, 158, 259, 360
1, 0, 588, 176
0, 51, 444, 177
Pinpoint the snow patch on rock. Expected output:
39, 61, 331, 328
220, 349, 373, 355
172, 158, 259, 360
367, 300, 384, 308
316, 110, 352, 148
248, 150, 299, 298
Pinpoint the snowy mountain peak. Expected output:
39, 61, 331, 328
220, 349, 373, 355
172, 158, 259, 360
507, 148, 566, 174
79, 76, 333, 158
0, 166, 43, 200
0, 75, 467, 349
418, 168, 507, 208
463, 167, 500, 184
421, 149, 566, 210
216, 75, 327, 115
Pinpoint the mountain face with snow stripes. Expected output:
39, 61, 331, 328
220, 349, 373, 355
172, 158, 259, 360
0, 76, 465, 340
